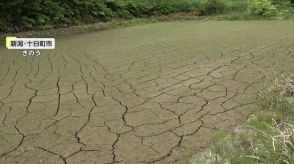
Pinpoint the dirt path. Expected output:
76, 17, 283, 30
0, 21, 294, 164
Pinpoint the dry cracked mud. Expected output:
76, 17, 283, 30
0, 21, 294, 164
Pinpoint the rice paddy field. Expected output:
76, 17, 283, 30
0, 20, 294, 163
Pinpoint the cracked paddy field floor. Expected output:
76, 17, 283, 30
0, 21, 294, 164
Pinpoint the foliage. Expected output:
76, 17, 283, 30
190, 75, 294, 164
249, 0, 278, 17
200, 0, 227, 15
0, 0, 294, 32
225, 0, 249, 12
272, 0, 294, 5
273, 0, 294, 16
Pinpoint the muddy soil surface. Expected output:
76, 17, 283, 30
0, 21, 294, 164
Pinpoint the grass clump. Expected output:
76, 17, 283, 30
189, 75, 294, 164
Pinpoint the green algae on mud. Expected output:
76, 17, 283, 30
0, 21, 294, 163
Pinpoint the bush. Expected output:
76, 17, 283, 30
0, 0, 114, 31
249, 0, 278, 17
200, 0, 227, 15
105, 0, 132, 18
126, 1, 152, 17
272, 0, 294, 5
273, 0, 294, 16
225, 0, 249, 13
